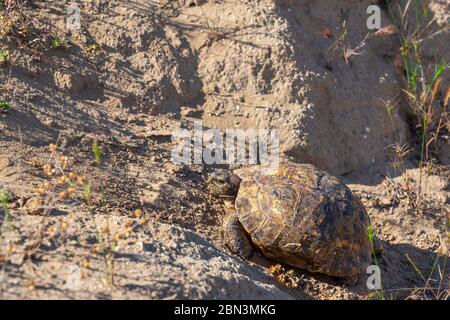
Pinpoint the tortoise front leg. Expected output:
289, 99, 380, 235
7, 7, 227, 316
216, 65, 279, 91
222, 201, 253, 259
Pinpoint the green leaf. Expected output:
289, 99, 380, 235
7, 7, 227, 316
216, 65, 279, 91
431, 63, 448, 85
51, 37, 62, 49
83, 183, 91, 207
0, 49, 9, 63
0, 101, 10, 112
0, 191, 9, 204
367, 224, 374, 243
92, 139, 101, 163
367, 224, 379, 263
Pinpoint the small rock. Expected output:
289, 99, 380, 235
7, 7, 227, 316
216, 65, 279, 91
24, 197, 43, 215
387, 234, 396, 242
379, 197, 392, 207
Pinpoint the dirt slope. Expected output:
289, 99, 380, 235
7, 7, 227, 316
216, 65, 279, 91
0, 0, 449, 299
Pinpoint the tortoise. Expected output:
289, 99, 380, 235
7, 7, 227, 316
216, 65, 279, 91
208, 162, 373, 282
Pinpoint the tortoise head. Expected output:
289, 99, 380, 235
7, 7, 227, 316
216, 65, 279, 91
207, 171, 241, 197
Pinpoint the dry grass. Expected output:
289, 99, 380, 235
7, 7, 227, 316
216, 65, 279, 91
372, 0, 450, 300
382, 0, 449, 211
391, 0, 449, 165
0, 139, 150, 293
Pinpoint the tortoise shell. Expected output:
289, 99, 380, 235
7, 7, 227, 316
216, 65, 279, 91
233, 163, 371, 279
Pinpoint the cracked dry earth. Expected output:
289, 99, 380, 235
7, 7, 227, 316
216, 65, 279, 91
0, 0, 449, 299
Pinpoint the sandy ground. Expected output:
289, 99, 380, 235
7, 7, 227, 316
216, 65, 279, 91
0, 0, 449, 299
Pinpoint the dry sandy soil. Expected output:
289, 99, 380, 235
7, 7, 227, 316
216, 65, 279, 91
0, 0, 449, 299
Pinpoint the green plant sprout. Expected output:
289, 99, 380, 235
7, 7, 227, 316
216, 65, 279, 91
83, 183, 92, 207
0, 191, 11, 226
92, 139, 101, 163
0, 49, 9, 64
367, 225, 386, 300
0, 101, 10, 112
86, 43, 101, 56
51, 37, 62, 49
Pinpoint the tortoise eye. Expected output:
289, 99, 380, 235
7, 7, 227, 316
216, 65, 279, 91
209, 172, 225, 183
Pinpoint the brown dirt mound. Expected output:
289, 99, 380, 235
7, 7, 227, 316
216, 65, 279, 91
0, 0, 449, 300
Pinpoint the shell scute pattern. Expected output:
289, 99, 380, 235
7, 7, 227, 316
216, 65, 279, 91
233, 163, 371, 278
